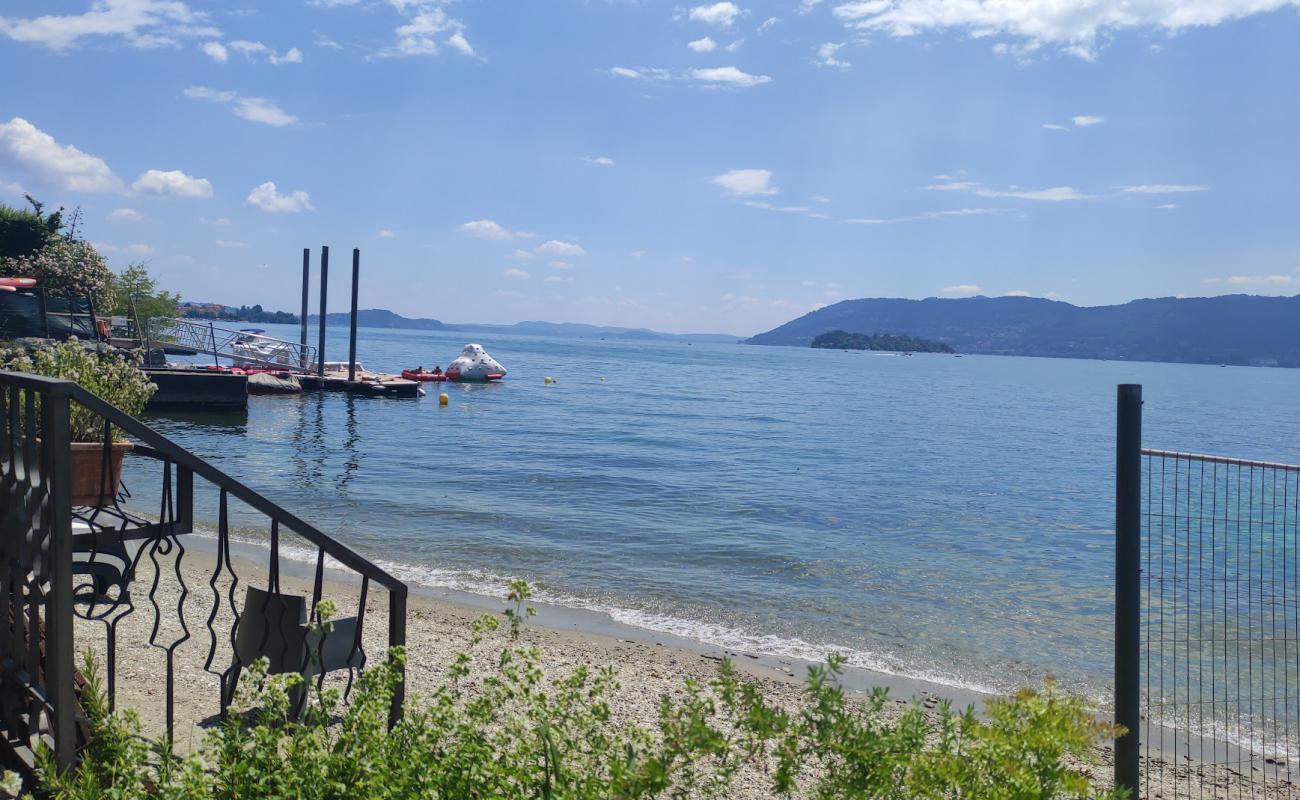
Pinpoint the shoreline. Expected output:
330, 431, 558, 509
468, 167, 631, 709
72, 533, 1298, 795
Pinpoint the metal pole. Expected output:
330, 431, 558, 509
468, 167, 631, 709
42, 388, 75, 770
299, 248, 310, 370
389, 590, 407, 727
209, 321, 219, 367
348, 248, 359, 383
1115, 383, 1142, 795
317, 246, 329, 378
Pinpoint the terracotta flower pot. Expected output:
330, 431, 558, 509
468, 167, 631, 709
69, 441, 133, 507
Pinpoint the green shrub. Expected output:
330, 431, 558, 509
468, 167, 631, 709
6, 339, 156, 441
5, 238, 113, 311
0, 196, 61, 265
35, 585, 1123, 799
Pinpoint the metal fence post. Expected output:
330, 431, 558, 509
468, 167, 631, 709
389, 589, 406, 728
41, 388, 76, 770
1115, 384, 1142, 794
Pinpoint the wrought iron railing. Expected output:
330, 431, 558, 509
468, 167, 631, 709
0, 370, 407, 770
146, 318, 316, 370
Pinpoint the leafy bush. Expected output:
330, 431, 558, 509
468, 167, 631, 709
6, 339, 155, 441
35, 584, 1123, 799
0, 196, 61, 265
5, 238, 113, 311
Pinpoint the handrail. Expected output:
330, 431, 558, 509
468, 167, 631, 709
7, 371, 404, 593
147, 318, 316, 370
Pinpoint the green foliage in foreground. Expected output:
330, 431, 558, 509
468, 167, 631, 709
36, 582, 1123, 799
3, 338, 156, 441
811, 330, 956, 354
0, 197, 62, 265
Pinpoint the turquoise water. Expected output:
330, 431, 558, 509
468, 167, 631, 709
132, 322, 1300, 708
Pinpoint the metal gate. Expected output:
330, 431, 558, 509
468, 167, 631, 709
1116, 384, 1300, 797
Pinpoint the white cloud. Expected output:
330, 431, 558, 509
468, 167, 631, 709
815, 41, 850, 68
757, 16, 781, 31
1225, 275, 1297, 286
446, 31, 473, 56
536, 240, 588, 257
829, 0, 1300, 60
688, 35, 717, 52
271, 46, 303, 64
378, 5, 474, 58
548, 261, 574, 270
0, 117, 122, 193
1120, 184, 1210, 194
1072, 115, 1104, 126
509, 249, 533, 260
942, 284, 983, 296
711, 168, 777, 196
798, 0, 824, 13
581, 155, 615, 166
183, 85, 297, 126
725, 38, 744, 51
215, 239, 246, 248
378, 229, 395, 238
811, 195, 832, 204
926, 180, 1091, 201
503, 268, 529, 279
132, 168, 213, 198
1042, 122, 1068, 131
246, 181, 314, 213
96, 242, 157, 257
689, 66, 771, 87
1152, 203, 1179, 210
1006, 290, 1033, 297
202, 40, 227, 61
458, 219, 532, 240
107, 207, 146, 222
0, 0, 219, 51
609, 66, 672, 80
688, 2, 743, 27
543, 275, 573, 283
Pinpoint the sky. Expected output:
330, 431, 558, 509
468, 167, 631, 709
1, 1, 1299, 336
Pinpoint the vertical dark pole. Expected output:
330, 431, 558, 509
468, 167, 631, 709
299, 248, 310, 370
43, 387, 75, 770
1115, 383, 1142, 795
317, 246, 329, 377
348, 248, 360, 383
389, 589, 407, 727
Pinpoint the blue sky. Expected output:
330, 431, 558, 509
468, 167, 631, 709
1, 0, 1298, 335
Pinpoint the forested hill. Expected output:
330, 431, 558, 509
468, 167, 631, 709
746, 295, 1300, 367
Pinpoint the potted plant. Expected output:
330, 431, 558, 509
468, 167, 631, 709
8, 339, 156, 506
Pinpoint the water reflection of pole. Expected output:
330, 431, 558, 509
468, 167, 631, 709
339, 394, 361, 489
291, 392, 328, 488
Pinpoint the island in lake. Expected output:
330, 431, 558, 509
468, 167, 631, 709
811, 330, 955, 353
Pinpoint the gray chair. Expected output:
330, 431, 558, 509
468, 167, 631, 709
225, 586, 363, 716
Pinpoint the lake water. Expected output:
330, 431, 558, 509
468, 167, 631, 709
133, 323, 1300, 722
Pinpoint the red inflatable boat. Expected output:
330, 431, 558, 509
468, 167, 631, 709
401, 369, 447, 382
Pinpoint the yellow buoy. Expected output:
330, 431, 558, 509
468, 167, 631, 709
545, 376, 552, 385
438, 393, 449, 406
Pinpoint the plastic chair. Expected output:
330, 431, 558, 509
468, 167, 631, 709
224, 586, 363, 716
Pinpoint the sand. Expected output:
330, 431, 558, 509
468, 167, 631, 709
69, 538, 1292, 798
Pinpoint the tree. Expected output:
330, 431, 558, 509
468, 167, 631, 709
0, 195, 62, 265
110, 264, 181, 328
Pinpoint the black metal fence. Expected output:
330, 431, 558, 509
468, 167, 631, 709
1116, 384, 1300, 797
0, 370, 408, 770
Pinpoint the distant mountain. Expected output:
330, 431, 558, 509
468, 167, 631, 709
308, 308, 446, 330
747, 295, 1300, 367
450, 320, 738, 343
306, 309, 737, 342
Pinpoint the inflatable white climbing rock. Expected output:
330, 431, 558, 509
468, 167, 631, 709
445, 344, 507, 382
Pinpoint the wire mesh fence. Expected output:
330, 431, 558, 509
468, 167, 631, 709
1125, 440, 1300, 797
